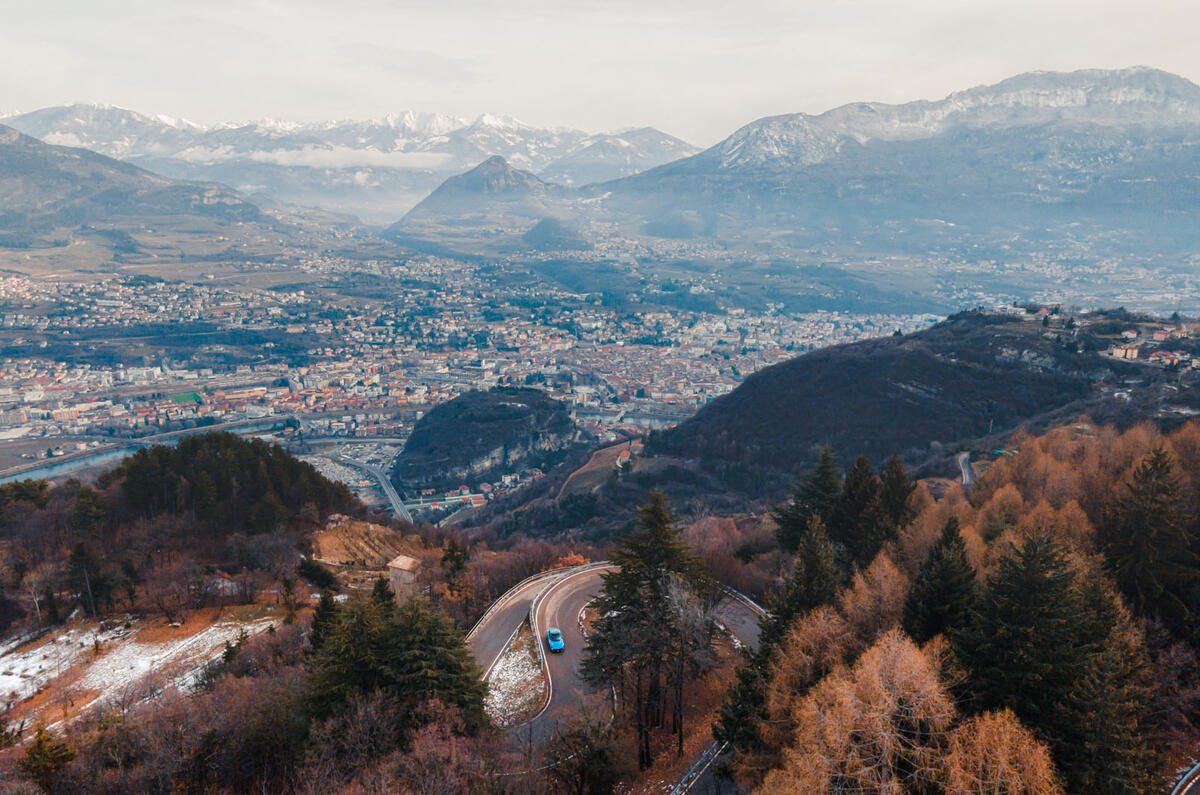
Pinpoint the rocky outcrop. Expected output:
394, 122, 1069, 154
391, 387, 585, 491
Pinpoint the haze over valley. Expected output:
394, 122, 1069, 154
2, 3, 1200, 792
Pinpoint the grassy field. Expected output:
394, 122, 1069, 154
557, 439, 642, 499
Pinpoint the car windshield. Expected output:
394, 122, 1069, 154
549, 630, 562, 640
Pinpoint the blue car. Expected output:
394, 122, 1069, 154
546, 627, 565, 653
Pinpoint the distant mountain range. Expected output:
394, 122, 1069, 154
0, 123, 365, 271
0, 105, 697, 222
5, 67, 1200, 312
390, 67, 1200, 267
0, 124, 258, 232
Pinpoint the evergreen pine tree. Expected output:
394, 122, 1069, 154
584, 493, 709, 768
370, 575, 395, 608
307, 593, 486, 732
18, 727, 75, 792
382, 596, 487, 731
902, 517, 976, 644
1066, 577, 1158, 794
308, 589, 340, 654
714, 658, 768, 752
306, 596, 388, 718
1101, 446, 1200, 639
69, 487, 107, 538
774, 447, 841, 552
953, 533, 1089, 745
610, 492, 705, 595
879, 454, 916, 530
831, 455, 892, 568
953, 533, 1156, 794
761, 516, 839, 650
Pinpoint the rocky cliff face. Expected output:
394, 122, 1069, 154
391, 387, 586, 491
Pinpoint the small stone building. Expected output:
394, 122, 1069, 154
386, 554, 421, 598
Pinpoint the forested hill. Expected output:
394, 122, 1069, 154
392, 386, 587, 491
647, 309, 1182, 491
99, 432, 360, 536
0, 433, 363, 638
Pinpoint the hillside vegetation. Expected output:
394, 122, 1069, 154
485, 308, 1195, 544
714, 420, 1200, 793
0, 433, 363, 637
649, 310, 1167, 490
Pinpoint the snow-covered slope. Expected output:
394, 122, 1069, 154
540, 127, 698, 186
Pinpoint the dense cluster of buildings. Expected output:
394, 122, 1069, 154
0, 266, 937, 464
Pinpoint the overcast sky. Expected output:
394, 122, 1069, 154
2, 0, 1198, 145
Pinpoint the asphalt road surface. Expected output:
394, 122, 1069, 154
468, 563, 767, 789
957, 451, 975, 490
478, 565, 765, 744
467, 570, 560, 679
528, 565, 614, 744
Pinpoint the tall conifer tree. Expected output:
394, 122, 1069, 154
879, 453, 917, 530
953, 533, 1156, 794
1102, 447, 1200, 640
832, 455, 892, 567
773, 447, 841, 552
308, 589, 340, 654
761, 516, 839, 650
903, 517, 976, 644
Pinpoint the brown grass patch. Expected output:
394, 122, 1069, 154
312, 517, 413, 566
558, 440, 642, 499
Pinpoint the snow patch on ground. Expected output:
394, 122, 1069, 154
0, 618, 275, 718
715, 620, 744, 651
76, 619, 275, 702
0, 624, 133, 708
484, 623, 546, 728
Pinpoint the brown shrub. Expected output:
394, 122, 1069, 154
940, 709, 1063, 794
838, 553, 909, 643
759, 630, 955, 794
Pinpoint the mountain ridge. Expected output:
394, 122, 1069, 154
391, 67, 1200, 276
0, 104, 698, 221
0, 122, 370, 274
617, 66, 1200, 179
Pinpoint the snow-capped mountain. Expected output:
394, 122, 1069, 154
696, 66, 1200, 171
394, 67, 1200, 261
0, 105, 697, 221
540, 127, 698, 186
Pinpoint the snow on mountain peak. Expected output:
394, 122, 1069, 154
714, 67, 1200, 170
382, 111, 465, 136
470, 113, 529, 131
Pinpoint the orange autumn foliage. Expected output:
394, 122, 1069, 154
759, 631, 955, 794
757, 633, 1063, 795
941, 710, 1064, 795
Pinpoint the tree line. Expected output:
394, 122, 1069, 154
714, 424, 1200, 793
0, 433, 365, 640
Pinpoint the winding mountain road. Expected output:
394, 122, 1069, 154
468, 561, 765, 783
527, 565, 614, 743
1173, 762, 1200, 795
467, 569, 562, 679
